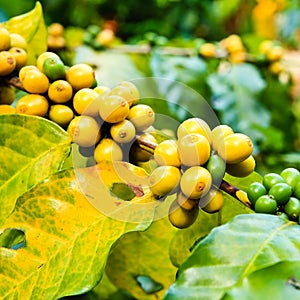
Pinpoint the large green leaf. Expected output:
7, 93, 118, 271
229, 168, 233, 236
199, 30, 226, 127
0, 114, 71, 226
223, 261, 300, 299
0, 161, 158, 299
164, 214, 300, 300
106, 196, 178, 300
3, 2, 47, 64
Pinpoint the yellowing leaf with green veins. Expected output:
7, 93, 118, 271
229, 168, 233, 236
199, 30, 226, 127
0, 161, 158, 299
106, 196, 178, 300
0, 114, 71, 226
2, 2, 47, 64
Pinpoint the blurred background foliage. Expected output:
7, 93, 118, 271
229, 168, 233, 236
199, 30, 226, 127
0, 0, 300, 174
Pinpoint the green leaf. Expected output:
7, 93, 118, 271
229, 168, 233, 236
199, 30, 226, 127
106, 196, 178, 300
2, 2, 47, 65
223, 261, 300, 299
0, 114, 71, 226
0, 161, 158, 299
110, 183, 136, 201
164, 214, 300, 300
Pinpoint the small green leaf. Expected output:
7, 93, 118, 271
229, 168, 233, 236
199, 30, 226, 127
110, 183, 136, 201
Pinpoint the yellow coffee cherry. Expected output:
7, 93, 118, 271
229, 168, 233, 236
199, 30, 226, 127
9, 33, 27, 50
266, 45, 284, 61
199, 43, 216, 58
168, 199, 199, 229
48, 80, 73, 104
154, 139, 181, 167
18, 65, 39, 82
178, 133, 211, 166
229, 51, 247, 63
68, 115, 100, 147
36, 51, 60, 71
48, 35, 65, 50
211, 124, 234, 152
98, 94, 129, 123
21, 69, 49, 94
94, 138, 123, 162
49, 104, 74, 127
127, 104, 155, 131
8, 47, 27, 69
269, 61, 284, 75
0, 28, 11, 51
177, 117, 212, 143
129, 132, 157, 162
0, 85, 15, 105
226, 155, 256, 177
180, 166, 212, 199
16, 94, 49, 117
0, 104, 16, 114
219, 133, 253, 164
223, 34, 244, 53
96, 29, 114, 46
0, 51, 16, 76
148, 165, 181, 197
73, 88, 99, 116
94, 85, 110, 95
48, 23, 64, 37
259, 40, 273, 55
66, 63, 95, 90
110, 119, 136, 144
201, 188, 224, 213
176, 192, 198, 210
120, 81, 140, 106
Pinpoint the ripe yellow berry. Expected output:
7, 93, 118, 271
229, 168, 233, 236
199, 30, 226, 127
0, 85, 15, 105
211, 124, 234, 152
0, 28, 11, 50
67, 115, 100, 147
66, 63, 95, 90
21, 69, 49, 94
8, 47, 27, 69
16, 94, 49, 117
0, 104, 16, 114
48, 80, 73, 104
176, 192, 198, 210
180, 166, 212, 199
199, 43, 216, 58
49, 104, 74, 127
94, 138, 123, 162
18, 65, 39, 82
178, 133, 211, 166
148, 165, 181, 197
226, 155, 256, 177
48, 23, 64, 37
177, 118, 212, 143
73, 88, 99, 116
201, 188, 224, 213
0, 51, 16, 76
154, 139, 181, 167
127, 104, 155, 131
110, 119, 136, 143
219, 133, 253, 164
98, 94, 129, 123
119, 81, 140, 106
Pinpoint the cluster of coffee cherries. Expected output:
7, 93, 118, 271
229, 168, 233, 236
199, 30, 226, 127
0, 27, 28, 110
198, 34, 285, 75
47, 23, 66, 51
5, 51, 97, 125
146, 118, 254, 229
247, 168, 300, 222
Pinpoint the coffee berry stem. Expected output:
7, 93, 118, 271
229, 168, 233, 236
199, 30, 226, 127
5, 75, 24, 91
135, 134, 252, 208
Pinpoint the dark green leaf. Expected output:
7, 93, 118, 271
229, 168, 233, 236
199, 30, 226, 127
110, 182, 136, 201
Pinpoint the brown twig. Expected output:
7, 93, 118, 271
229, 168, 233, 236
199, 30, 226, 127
4, 76, 25, 91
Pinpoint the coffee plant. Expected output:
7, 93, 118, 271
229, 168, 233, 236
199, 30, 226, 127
0, 3, 300, 300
